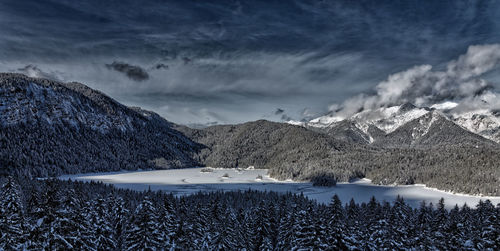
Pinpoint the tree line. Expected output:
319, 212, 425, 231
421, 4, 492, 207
1, 177, 499, 250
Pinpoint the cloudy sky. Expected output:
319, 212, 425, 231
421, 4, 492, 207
1, 0, 500, 126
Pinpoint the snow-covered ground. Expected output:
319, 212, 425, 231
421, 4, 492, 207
59, 168, 500, 209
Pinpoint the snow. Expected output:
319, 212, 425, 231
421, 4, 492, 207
286, 120, 306, 126
452, 109, 500, 142
302, 105, 430, 135
308, 115, 344, 127
59, 168, 500, 209
367, 106, 429, 133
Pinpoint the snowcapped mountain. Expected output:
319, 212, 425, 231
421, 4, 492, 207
292, 102, 500, 145
451, 110, 500, 143
373, 110, 497, 148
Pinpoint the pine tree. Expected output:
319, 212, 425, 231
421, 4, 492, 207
109, 195, 129, 250
431, 198, 448, 249
211, 209, 238, 250
173, 198, 194, 250
389, 196, 411, 249
0, 177, 26, 250
125, 196, 163, 250
29, 180, 70, 250
92, 196, 116, 250
416, 200, 433, 249
344, 198, 361, 249
445, 204, 465, 249
191, 203, 211, 250
327, 195, 347, 249
252, 201, 273, 250
158, 197, 178, 249
47, 188, 95, 250
294, 205, 317, 250
363, 196, 381, 250
476, 200, 498, 250
277, 203, 296, 250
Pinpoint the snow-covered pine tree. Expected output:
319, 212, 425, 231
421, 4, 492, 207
444, 204, 465, 249
91, 196, 116, 250
344, 198, 361, 249
0, 177, 26, 250
476, 200, 498, 250
158, 196, 178, 249
191, 203, 211, 250
415, 200, 434, 249
294, 205, 317, 250
389, 196, 411, 249
174, 198, 194, 250
29, 180, 67, 250
363, 196, 381, 250
210, 208, 238, 250
125, 196, 163, 250
431, 198, 448, 249
327, 194, 347, 249
312, 207, 328, 249
109, 195, 129, 250
50, 188, 94, 250
252, 201, 273, 250
277, 202, 297, 250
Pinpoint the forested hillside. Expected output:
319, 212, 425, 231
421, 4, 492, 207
0, 74, 203, 177
1, 177, 499, 250
178, 120, 500, 196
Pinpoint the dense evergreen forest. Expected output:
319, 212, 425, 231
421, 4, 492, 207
1, 177, 499, 250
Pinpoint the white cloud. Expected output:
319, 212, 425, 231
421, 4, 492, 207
329, 44, 500, 117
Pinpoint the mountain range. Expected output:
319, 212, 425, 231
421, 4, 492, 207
291, 102, 500, 146
0, 73, 499, 195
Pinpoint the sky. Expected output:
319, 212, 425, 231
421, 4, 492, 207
1, 0, 500, 126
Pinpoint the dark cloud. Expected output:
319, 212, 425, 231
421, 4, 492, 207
105, 62, 149, 81
2, 1, 500, 125
152, 63, 169, 70
275, 108, 285, 115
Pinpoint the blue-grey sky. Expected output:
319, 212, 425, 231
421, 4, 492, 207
1, 0, 500, 126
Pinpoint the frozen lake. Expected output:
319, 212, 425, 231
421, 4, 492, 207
59, 168, 500, 209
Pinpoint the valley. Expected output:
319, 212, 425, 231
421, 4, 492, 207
59, 168, 500, 209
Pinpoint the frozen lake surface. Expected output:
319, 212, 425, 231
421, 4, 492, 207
59, 168, 500, 209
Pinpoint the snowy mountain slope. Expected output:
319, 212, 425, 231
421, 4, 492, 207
322, 120, 373, 144
452, 110, 500, 143
294, 102, 500, 145
373, 111, 498, 148
291, 103, 432, 144
0, 73, 203, 176
351, 103, 431, 134
0, 75, 142, 132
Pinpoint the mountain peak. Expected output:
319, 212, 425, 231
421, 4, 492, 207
398, 102, 417, 113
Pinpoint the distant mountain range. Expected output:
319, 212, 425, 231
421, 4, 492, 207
291, 102, 500, 146
0, 73, 499, 195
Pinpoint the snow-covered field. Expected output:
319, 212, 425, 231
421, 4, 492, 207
59, 168, 500, 209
